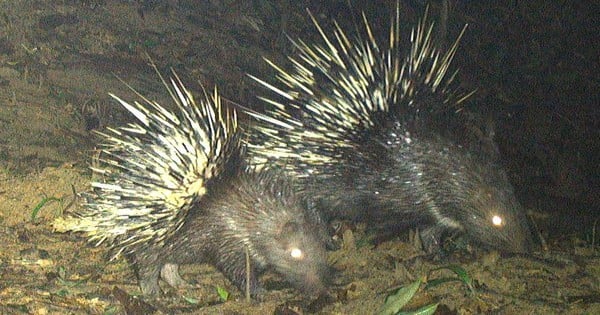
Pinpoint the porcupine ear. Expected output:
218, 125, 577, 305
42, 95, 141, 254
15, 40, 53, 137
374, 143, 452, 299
467, 116, 500, 161
276, 221, 303, 246
53, 67, 240, 259
281, 221, 301, 236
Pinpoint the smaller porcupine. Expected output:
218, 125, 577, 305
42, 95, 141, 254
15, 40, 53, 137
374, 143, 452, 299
53, 70, 329, 297
244, 8, 537, 254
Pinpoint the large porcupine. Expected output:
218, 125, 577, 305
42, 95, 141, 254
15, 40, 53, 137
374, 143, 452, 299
53, 70, 329, 297
245, 7, 536, 254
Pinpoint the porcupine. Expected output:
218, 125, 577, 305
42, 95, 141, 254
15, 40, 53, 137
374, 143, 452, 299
53, 70, 329, 297
244, 7, 537, 254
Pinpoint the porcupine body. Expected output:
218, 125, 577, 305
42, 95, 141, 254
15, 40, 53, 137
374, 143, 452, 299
245, 8, 537, 254
53, 71, 328, 297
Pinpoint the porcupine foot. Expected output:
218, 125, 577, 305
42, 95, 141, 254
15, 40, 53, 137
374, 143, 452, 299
160, 263, 194, 289
217, 260, 268, 300
231, 272, 267, 300
419, 225, 464, 259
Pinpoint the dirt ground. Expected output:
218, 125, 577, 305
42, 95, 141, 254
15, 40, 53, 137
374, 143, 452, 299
0, 1, 598, 314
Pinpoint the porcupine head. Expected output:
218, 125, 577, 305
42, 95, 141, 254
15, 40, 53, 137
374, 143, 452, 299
244, 7, 538, 255
192, 169, 330, 297
52, 70, 329, 298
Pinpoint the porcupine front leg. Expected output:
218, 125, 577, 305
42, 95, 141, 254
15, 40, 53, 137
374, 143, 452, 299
419, 225, 445, 255
215, 252, 267, 299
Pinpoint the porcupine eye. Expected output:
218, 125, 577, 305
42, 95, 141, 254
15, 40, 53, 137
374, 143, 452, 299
491, 215, 504, 227
289, 247, 305, 260
473, 212, 505, 229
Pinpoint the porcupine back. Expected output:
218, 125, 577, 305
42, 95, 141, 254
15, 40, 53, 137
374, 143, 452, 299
53, 70, 328, 297
245, 7, 536, 254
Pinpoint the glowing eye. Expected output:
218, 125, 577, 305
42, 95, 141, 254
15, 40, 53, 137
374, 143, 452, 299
290, 248, 303, 259
492, 215, 503, 226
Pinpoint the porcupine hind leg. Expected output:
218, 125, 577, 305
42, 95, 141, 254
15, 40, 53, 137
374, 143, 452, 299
133, 260, 192, 295
126, 241, 194, 295
127, 250, 163, 296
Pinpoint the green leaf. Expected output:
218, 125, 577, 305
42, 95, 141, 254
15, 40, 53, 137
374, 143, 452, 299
216, 286, 229, 302
182, 295, 200, 304
425, 277, 461, 288
427, 264, 475, 293
377, 280, 421, 315
398, 302, 439, 315
31, 196, 63, 220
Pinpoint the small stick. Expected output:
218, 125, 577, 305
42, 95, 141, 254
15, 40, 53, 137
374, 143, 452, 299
245, 245, 251, 302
